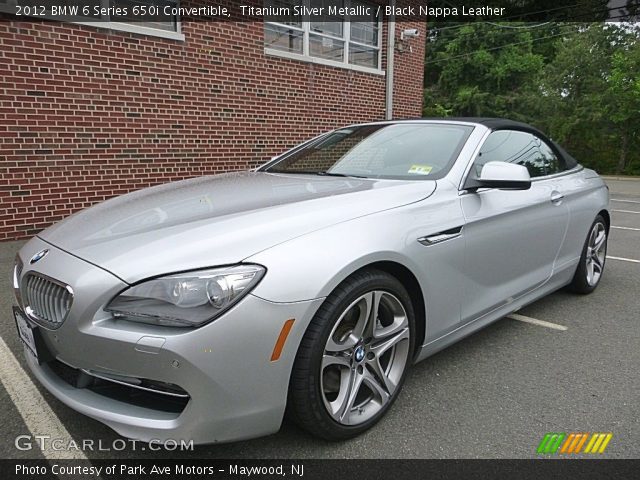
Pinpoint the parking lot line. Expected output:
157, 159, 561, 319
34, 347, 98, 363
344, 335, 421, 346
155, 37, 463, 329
0, 336, 87, 460
607, 255, 640, 264
612, 209, 640, 214
611, 198, 640, 204
611, 226, 640, 231
507, 314, 568, 331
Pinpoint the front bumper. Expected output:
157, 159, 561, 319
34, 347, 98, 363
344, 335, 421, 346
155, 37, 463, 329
16, 236, 323, 444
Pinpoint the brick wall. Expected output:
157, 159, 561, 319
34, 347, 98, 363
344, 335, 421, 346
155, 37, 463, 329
0, 17, 425, 241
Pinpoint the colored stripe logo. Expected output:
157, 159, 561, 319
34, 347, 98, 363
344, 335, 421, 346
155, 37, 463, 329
537, 433, 613, 454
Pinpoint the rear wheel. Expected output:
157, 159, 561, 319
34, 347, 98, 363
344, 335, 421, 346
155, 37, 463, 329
568, 215, 607, 294
288, 269, 415, 440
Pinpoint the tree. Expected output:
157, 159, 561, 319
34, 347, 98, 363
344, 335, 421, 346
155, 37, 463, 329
539, 23, 640, 174
423, 22, 554, 119
606, 40, 640, 173
423, 21, 640, 174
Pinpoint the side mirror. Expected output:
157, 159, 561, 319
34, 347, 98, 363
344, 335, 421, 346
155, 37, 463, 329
465, 161, 532, 191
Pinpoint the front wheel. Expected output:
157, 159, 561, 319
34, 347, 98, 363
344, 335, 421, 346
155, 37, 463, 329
567, 215, 608, 294
288, 269, 415, 440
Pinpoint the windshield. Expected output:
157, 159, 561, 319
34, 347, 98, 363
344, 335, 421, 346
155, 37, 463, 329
264, 123, 474, 180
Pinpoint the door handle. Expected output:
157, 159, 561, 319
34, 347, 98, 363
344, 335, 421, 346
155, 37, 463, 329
550, 192, 564, 205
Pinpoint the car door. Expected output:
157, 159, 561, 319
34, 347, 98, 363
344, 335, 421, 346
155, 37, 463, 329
459, 130, 569, 323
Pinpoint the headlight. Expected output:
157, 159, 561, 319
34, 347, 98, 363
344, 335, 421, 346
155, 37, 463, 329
105, 265, 265, 328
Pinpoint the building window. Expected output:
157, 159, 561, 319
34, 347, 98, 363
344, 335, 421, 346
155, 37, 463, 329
105, 0, 180, 34
0, 0, 183, 40
264, 0, 382, 73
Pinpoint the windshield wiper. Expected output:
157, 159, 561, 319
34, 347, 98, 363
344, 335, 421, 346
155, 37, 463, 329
266, 170, 367, 179
267, 170, 321, 175
316, 171, 367, 179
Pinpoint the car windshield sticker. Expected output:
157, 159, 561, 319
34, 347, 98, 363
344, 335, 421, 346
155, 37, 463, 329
408, 164, 433, 175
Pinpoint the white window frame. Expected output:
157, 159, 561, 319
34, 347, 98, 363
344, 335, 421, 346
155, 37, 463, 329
73, 19, 184, 41
0, 0, 184, 41
78, 0, 184, 41
264, 0, 384, 75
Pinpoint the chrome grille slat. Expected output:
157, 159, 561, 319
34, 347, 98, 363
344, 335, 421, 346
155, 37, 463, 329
55, 292, 62, 322
33, 277, 42, 315
45, 280, 54, 322
49, 281, 57, 321
42, 278, 50, 320
22, 273, 73, 329
36, 277, 45, 318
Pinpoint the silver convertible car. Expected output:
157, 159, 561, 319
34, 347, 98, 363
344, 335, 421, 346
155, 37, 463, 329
13, 119, 609, 443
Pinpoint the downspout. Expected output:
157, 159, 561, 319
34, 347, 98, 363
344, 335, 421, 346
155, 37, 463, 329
385, 0, 395, 120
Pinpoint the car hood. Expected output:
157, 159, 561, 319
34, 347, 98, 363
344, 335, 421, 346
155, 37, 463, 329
39, 172, 435, 283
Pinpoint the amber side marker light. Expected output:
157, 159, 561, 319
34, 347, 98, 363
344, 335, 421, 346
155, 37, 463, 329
270, 319, 295, 362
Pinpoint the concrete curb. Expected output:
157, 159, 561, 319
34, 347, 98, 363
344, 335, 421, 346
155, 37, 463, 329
602, 176, 640, 181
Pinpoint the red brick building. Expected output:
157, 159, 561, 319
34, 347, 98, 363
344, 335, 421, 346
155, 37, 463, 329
0, 1, 425, 241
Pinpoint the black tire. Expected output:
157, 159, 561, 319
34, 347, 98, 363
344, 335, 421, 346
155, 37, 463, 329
567, 214, 608, 294
288, 269, 415, 441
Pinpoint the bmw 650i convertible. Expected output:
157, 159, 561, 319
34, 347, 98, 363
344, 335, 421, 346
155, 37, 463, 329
12, 118, 609, 443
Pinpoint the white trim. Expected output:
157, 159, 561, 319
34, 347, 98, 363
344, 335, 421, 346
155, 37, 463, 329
73, 21, 185, 41
267, 20, 304, 32
607, 255, 640, 264
264, 47, 385, 75
303, 16, 310, 56
611, 226, 640, 231
264, 0, 382, 74
611, 198, 640, 204
343, 10, 351, 63
507, 314, 568, 331
2, 0, 185, 41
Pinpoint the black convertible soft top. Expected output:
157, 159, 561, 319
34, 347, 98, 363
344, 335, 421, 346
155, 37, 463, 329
422, 117, 580, 169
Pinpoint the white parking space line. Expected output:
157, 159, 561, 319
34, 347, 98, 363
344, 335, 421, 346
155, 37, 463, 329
611, 198, 640, 204
611, 226, 640, 232
0, 336, 87, 460
507, 314, 568, 331
612, 209, 640, 214
607, 255, 640, 264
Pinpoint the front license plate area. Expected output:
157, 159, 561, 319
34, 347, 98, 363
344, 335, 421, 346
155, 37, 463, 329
13, 307, 50, 364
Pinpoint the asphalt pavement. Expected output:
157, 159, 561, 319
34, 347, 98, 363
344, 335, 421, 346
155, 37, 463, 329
0, 177, 638, 459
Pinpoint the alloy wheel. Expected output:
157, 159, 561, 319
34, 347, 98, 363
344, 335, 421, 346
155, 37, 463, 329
320, 291, 410, 426
586, 222, 607, 287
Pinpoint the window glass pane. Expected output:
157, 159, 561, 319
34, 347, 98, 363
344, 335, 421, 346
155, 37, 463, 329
112, 0, 179, 32
266, 124, 474, 180
349, 44, 378, 68
350, 22, 378, 45
264, 23, 304, 53
474, 131, 548, 178
309, 33, 344, 61
538, 140, 567, 174
349, 1, 378, 45
310, 0, 344, 38
263, 0, 302, 26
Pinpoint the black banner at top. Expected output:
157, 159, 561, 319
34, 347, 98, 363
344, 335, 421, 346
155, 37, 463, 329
1, 0, 639, 23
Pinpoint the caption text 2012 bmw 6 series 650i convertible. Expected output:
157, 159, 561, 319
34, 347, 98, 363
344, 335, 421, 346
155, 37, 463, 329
13, 118, 609, 443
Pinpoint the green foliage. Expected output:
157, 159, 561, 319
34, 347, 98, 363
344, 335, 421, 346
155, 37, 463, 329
423, 22, 640, 174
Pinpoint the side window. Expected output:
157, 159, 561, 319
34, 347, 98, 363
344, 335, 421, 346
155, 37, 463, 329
472, 130, 566, 178
538, 139, 567, 175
